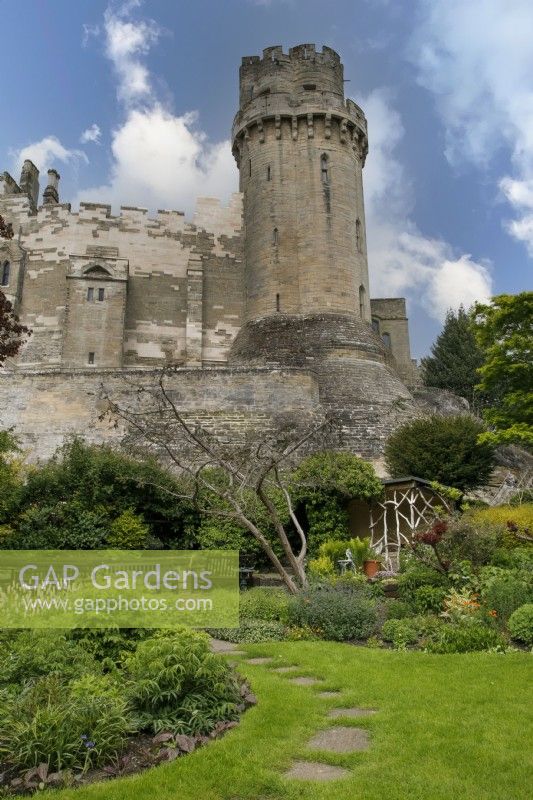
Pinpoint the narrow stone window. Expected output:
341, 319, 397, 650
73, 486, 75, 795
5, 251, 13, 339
87, 287, 94, 302
1, 260, 10, 286
276, 293, 280, 312
249, 85, 254, 100
303, 83, 316, 91
382, 332, 391, 350
249, 159, 252, 177
356, 217, 362, 252
272, 227, 279, 246
98, 288, 105, 302
371, 318, 380, 334
359, 285, 366, 319
267, 165, 271, 181
88, 352, 95, 364
321, 154, 329, 184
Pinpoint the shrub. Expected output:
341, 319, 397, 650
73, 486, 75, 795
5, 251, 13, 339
208, 620, 286, 643
0, 673, 131, 772
426, 620, 506, 653
288, 584, 379, 641
468, 504, 533, 548
481, 573, 531, 622
125, 628, 241, 735
0, 631, 99, 687
106, 509, 150, 549
239, 588, 289, 624
413, 585, 447, 614
508, 604, 533, 646
13, 439, 196, 548
440, 517, 499, 567
384, 414, 495, 491
397, 564, 448, 603
381, 618, 420, 648
308, 554, 335, 578
4, 501, 110, 550
490, 546, 533, 571
385, 599, 412, 619
381, 615, 444, 649
69, 627, 150, 668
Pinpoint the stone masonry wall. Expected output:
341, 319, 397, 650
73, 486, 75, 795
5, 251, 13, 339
0, 183, 244, 369
0, 367, 320, 463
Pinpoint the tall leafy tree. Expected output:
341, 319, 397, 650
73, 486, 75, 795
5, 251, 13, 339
421, 306, 485, 405
0, 214, 31, 364
473, 292, 533, 447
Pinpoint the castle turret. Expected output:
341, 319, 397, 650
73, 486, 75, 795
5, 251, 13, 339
229, 45, 414, 449
231, 44, 370, 322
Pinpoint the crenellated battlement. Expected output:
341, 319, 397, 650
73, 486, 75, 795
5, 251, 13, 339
242, 44, 341, 67
239, 43, 345, 111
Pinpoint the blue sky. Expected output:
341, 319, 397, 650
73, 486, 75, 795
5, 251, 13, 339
1, 0, 531, 357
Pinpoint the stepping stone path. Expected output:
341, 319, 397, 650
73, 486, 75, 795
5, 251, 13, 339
285, 761, 351, 781
328, 707, 377, 718
210, 642, 245, 657
233, 654, 377, 783
210, 638, 240, 654
308, 726, 370, 753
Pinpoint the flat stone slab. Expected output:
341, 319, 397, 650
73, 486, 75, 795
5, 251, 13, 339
328, 707, 377, 719
308, 726, 370, 753
285, 761, 350, 781
210, 638, 238, 653
246, 657, 274, 665
289, 676, 322, 686
272, 666, 298, 673
317, 691, 341, 698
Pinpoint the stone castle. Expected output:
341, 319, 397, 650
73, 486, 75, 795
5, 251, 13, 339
0, 44, 427, 465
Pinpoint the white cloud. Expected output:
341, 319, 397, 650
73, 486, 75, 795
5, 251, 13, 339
410, 0, 533, 253
103, 1, 161, 104
80, 124, 102, 144
11, 136, 88, 176
360, 89, 492, 321
76, 106, 236, 215
76, 2, 236, 215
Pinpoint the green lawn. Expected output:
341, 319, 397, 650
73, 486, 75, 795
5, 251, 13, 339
53, 643, 531, 800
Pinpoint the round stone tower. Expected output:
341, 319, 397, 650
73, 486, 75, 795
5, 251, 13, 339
229, 45, 414, 458
231, 43, 370, 322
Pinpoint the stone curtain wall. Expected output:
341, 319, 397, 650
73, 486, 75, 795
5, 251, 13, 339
0, 367, 320, 463
0, 184, 244, 370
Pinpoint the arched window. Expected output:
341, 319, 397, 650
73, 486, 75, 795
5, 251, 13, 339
371, 318, 380, 334
359, 285, 366, 319
1, 260, 10, 287
356, 218, 362, 252
273, 227, 279, 246
382, 332, 391, 350
321, 154, 329, 184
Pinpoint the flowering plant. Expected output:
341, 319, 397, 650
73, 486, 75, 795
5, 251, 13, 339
441, 588, 481, 622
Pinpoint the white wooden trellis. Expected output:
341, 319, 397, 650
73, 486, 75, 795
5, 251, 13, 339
369, 484, 453, 571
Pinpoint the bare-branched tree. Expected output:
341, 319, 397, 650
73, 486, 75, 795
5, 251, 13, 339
104, 369, 338, 594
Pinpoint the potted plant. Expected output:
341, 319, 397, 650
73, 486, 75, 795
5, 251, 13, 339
350, 537, 381, 577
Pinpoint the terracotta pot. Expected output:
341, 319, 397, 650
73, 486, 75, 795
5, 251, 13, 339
363, 559, 380, 578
